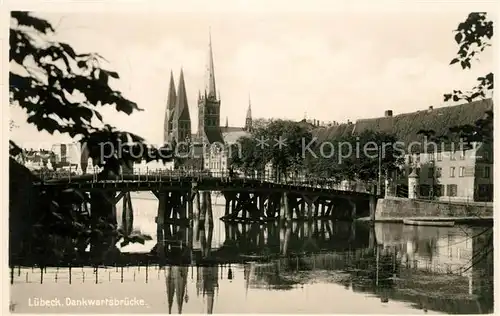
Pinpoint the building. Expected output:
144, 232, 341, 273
312, 99, 493, 202
164, 70, 192, 144
163, 31, 253, 172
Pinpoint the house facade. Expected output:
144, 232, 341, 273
312, 98, 493, 202
392, 143, 493, 201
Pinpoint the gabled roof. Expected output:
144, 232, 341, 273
223, 130, 250, 144
222, 126, 245, 133
204, 129, 224, 143
312, 99, 493, 147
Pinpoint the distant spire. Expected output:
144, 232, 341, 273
176, 68, 191, 121
205, 28, 217, 99
225, 116, 228, 128
164, 71, 177, 143
245, 94, 253, 132
246, 95, 252, 119
167, 71, 177, 111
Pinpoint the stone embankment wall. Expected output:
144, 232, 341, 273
375, 196, 493, 221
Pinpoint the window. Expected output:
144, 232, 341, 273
446, 184, 457, 197
484, 166, 490, 178
450, 151, 456, 161
459, 166, 465, 177
460, 150, 465, 160
449, 167, 455, 177
428, 167, 434, 179
436, 167, 442, 178
435, 184, 444, 197
437, 152, 442, 161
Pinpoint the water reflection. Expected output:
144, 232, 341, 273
10, 199, 493, 314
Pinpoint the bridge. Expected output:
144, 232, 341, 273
35, 170, 377, 225
32, 169, 378, 264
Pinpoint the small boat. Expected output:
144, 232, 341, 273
403, 219, 455, 227
240, 254, 269, 261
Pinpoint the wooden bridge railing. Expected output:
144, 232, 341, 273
35, 168, 372, 194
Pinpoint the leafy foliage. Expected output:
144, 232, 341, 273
9, 12, 160, 264
10, 12, 172, 175
229, 120, 313, 179
419, 12, 494, 146
307, 130, 403, 185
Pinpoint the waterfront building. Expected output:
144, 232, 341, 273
312, 99, 493, 201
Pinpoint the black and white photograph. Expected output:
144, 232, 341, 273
7, 1, 495, 314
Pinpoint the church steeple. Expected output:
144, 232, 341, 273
206, 29, 217, 100
197, 29, 223, 144
164, 71, 177, 143
225, 116, 228, 129
172, 68, 191, 142
245, 95, 253, 132
176, 69, 190, 121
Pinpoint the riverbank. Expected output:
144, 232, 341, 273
357, 216, 492, 225
359, 197, 493, 225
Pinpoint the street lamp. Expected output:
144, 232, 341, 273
377, 145, 382, 196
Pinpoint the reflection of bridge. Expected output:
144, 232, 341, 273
10, 223, 493, 314
33, 170, 377, 262
154, 220, 372, 265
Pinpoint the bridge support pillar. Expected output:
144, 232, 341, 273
121, 192, 134, 237
156, 191, 167, 266
195, 191, 201, 219
348, 198, 357, 220
369, 195, 377, 222
199, 191, 206, 222
199, 191, 213, 225
187, 192, 194, 222
282, 192, 291, 220
303, 195, 319, 220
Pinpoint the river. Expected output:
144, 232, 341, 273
10, 192, 493, 314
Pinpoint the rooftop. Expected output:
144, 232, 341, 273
312, 99, 493, 148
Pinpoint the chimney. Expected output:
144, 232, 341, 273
428, 106, 433, 111
384, 110, 393, 117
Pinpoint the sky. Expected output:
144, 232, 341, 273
8, 1, 496, 148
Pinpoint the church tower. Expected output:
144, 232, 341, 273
197, 30, 223, 143
245, 95, 253, 132
172, 69, 192, 142
164, 71, 177, 143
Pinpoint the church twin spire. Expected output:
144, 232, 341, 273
164, 68, 191, 143
164, 29, 252, 144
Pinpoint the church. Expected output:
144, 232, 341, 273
164, 32, 253, 173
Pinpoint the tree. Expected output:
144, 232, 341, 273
10, 12, 170, 175
419, 12, 493, 145
307, 131, 403, 189
9, 12, 167, 264
228, 136, 265, 176
229, 120, 313, 180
